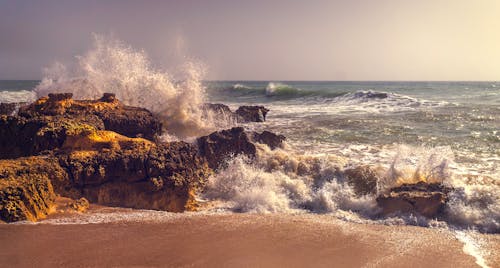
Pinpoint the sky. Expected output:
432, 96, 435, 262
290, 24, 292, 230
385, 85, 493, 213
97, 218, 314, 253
1, 0, 499, 80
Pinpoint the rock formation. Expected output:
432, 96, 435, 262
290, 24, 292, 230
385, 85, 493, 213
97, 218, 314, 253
203, 103, 270, 123
376, 182, 451, 218
0, 93, 281, 222
0, 93, 162, 159
344, 166, 379, 196
197, 127, 257, 169
235, 105, 269, 122
252, 130, 286, 150
0, 157, 66, 222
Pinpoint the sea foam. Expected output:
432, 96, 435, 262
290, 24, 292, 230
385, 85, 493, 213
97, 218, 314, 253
34, 34, 214, 138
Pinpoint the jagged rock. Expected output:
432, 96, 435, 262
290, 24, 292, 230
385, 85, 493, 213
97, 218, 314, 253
235, 105, 269, 122
197, 127, 257, 169
203, 103, 232, 115
252, 130, 286, 149
17, 93, 162, 140
0, 94, 163, 159
0, 115, 103, 159
67, 197, 90, 213
376, 182, 451, 218
344, 166, 379, 196
0, 157, 67, 222
96, 105, 161, 140
57, 134, 211, 212
0, 103, 18, 115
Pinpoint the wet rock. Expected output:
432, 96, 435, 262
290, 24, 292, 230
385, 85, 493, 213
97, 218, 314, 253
99, 93, 116, 103
48, 93, 73, 101
197, 127, 257, 169
235, 106, 269, 122
0, 103, 17, 115
67, 197, 90, 213
0, 94, 163, 159
58, 135, 211, 212
96, 105, 162, 140
0, 157, 67, 222
252, 130, 286, 149
376, 182, 451, 218
0, 115, 104, 159
344, 166, 379, 196
203, 103, 232, 115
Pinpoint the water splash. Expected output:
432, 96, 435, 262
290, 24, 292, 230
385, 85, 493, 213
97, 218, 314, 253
35, 34, 213, 138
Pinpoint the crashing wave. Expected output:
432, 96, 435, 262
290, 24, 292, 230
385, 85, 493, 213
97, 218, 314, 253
34, 34, 215, 138
202, 143, 499, 233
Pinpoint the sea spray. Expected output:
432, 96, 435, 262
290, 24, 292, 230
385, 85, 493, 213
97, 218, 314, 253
379, 145, 454, 193
35, 34, 215, 138
204, 145, 378, 215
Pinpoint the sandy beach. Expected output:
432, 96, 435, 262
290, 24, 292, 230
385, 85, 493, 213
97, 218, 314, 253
1, 213, 497, 268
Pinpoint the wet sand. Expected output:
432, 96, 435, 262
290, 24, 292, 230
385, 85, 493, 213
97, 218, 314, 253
0, 213, 496, 268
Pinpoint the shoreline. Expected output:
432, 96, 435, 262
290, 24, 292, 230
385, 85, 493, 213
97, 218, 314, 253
1, 213, 498, 267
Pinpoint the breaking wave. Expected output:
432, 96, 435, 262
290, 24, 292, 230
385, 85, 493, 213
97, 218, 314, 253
203, 143, 499, 233
34, 34, 214, 138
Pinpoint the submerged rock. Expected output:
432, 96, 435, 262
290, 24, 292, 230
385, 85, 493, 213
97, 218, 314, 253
376, 182, 452, 218
235, 105, 269, 122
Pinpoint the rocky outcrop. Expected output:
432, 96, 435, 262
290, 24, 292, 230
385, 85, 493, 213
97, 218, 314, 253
203, 103, 233, 116
203, 103, 270, 123
344, 166, 379, 196
0, 93, 163, 159
197, 127, 257, 169
67, 197, 90, 213
0, 126, 212, 222
376, 182, 451, 218
235, 105, 269, 122
0, 103, 25, 115
18, 93, 162, 140
57, 131, 211, 212
252, 130, 286, 149
0, 157, 67, 222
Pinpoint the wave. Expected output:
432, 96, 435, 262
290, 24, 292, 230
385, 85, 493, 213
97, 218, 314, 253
203, 143, 499, 233
216, 82, 347, 100
0, 90, 36, 103
34, 34, 216, 139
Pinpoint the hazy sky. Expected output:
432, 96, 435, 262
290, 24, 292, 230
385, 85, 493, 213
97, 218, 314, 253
1, 0, 499, 80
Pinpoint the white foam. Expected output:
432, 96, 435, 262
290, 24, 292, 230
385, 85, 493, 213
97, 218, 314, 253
34, 34, 215, 138
0, 90, 36, 103
455, 230, 491, 268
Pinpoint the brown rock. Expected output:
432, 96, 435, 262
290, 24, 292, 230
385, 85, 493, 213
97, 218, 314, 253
57, 137, 211, 212
197, 127, 257, 169
67, 197, 90, 213
235, 106, 269, 122
252, 130, 286, 149
0, 103, 16, 115
376, 182, 451, 218
0, 157, 67, 222
344, 166, 379, 196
